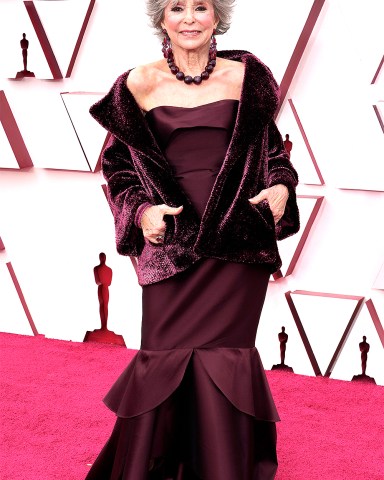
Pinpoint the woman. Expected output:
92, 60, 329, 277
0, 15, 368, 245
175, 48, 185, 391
87, 1, 299, 478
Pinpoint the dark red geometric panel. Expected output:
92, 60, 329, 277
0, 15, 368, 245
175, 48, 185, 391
371, 55, 383, 137
65, 0, 96, 78
24, 1, 62, 79
94, 133, 111, 173
272, 195, 324, 280
101, 184, 108, 200
285, 290, 365, 377
0, 91, 33, 169
278, 0, 326, 110
23, 0, 96, 79
285, 290, 322, 376
60, 92, 109, 172
6, 262, 38, 336
0, 235, 37, 335
366, 299, 384, 348
373, 104, 384, 134
371, 54, 384, 84
288, 99, 325, 184
284, 195, 324, 277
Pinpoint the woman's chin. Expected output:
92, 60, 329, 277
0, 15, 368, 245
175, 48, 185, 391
177, 37, 210, 51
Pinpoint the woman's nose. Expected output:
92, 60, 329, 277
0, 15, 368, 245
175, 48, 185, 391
183, 7, 195, 23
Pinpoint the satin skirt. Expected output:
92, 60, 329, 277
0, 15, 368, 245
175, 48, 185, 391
85, 259, 278, 480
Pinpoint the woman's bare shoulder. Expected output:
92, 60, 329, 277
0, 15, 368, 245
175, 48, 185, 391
126, 60, 165, 105
215, 58, 245, 95
218, 58, 245, 78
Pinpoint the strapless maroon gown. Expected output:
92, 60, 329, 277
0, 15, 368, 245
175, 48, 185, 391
85, 100, 279, 480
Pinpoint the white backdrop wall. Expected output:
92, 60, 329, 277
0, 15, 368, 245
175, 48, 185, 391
0, 0, 383, 384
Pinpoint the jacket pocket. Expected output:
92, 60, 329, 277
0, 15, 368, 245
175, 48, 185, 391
250, 200, 275, 232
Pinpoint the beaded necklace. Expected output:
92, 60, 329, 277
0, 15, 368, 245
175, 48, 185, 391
161, 30, 217, 85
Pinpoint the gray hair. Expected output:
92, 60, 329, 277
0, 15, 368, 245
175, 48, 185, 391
146, 0, 235, 39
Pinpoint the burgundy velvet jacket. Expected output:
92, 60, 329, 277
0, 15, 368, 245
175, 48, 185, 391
90, 50, 300, 285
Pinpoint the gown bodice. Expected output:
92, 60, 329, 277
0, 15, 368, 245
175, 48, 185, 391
146, 99, 239, 218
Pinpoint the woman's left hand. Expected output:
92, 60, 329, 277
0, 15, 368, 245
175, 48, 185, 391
248, 184, 289, 224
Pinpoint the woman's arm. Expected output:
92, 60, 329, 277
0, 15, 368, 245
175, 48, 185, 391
102, 135, 153, 256
266, 120, 298, 192
249, 120, 300, 240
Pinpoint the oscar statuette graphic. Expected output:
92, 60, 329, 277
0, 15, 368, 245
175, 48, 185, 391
352, 336, 376, 384
84, 253, 125, 346
15, 33, 35, 78
272, 326, 294, 372
283, 134, 293, 157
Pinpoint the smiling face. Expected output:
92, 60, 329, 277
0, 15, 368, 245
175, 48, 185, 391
162, 0, 218, 52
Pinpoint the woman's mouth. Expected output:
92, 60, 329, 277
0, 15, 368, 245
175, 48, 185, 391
180, 30, 201, 36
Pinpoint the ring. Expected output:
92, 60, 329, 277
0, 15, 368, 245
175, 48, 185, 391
156, 235, 164, 242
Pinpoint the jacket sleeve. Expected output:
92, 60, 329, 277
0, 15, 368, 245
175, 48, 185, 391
102, 135, 153, 256
266, 121, 300, 240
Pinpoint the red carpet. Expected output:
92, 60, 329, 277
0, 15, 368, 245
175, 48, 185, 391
1, 332, 383, 479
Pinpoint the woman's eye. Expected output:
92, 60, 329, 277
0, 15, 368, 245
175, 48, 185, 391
170, 5, 207, 12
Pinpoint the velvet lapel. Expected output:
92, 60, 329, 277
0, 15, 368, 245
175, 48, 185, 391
196, 51, 280, 225
90, 50, 280, 211
90, 69, 197, 211
90, 70, 168, 169
218, 50, 280, 142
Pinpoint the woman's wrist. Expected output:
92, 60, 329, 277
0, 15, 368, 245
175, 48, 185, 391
134, 202, 153, 228
274, 184, 289, 195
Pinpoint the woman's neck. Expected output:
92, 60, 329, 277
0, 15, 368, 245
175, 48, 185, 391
171, 45, 211, 76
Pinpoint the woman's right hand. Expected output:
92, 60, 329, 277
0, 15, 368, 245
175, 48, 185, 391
141, 204, 183, 244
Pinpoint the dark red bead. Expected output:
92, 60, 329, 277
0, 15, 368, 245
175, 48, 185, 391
165, 44, 215, 85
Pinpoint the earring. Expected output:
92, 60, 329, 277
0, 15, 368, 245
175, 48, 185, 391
209, 29, 217, 63
161, 29, 172, 59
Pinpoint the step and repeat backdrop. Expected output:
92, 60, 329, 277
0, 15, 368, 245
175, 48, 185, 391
0, 0, 383, 384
